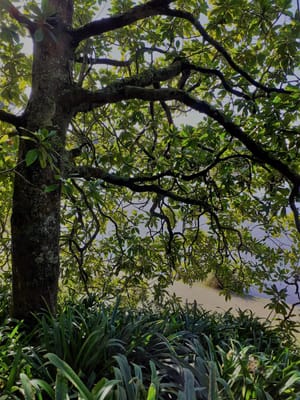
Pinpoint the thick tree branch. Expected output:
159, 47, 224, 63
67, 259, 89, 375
67, 59, 251, 110
66, 85, 300, 187
95, 153, 253, 184
71, 0, 175, 45
69, 165, 213, 211
0, 110, 24, 127
0, 0, 36, 33
66, 60, 185, 109
163, 8, 290, 95
178, 91, 300, 184
75, 54, 250, 100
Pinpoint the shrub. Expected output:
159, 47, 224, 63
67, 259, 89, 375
1, 296, 299, 399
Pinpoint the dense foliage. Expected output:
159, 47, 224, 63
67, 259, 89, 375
0, 0, 300, 317
1, 297, 300, 399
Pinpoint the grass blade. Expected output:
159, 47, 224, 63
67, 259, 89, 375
20, 373, 35, 400
46, 353, 92, 400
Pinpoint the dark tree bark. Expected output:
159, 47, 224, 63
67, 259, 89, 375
11, 0, 74, 319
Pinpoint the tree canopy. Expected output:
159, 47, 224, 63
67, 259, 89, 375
0, 0, 299, 318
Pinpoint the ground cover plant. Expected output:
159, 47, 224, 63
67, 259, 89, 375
1, 295, 300, 399
0, 0, 300, 323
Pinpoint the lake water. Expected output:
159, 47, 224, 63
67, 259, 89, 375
249, 282, 300, 305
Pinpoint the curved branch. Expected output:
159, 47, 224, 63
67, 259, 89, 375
74, 54, 251, 101
65, 59, 185, 109
0, 0, 36, 33
0, 110, 24, 127
189, 64, 251, 100
69, 165, 246, 257
71, 0, 174, 45
69, 165, 212, 210
87, 153, 253, 185
163, 8, 290, 95
179, 92, 299, 185
180, 154, 255, 181
68, 58, 253, 110
66, 85, 300, 186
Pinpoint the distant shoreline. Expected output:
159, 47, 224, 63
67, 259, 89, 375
169, 281, 300, 322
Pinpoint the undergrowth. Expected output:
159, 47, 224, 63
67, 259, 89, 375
0, 294, 300, 399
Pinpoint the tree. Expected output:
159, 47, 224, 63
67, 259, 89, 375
0, 0, 299, 320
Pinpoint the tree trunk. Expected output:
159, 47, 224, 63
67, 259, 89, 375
11, 0, 74, 319
11, 160, 61, 318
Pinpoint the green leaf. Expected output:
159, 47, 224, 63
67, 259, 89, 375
114, 354, 135, 399
44, 184, 59, 193
38, 150, 48, 168
182, 368, 196, 400
92, 378, 120, 399
272, 95, 282, 104
25, 149, 38, 166
55, 371, 69, 400
20, 373, 35, 400
29, 379, 55, 398
279, 371, 300, 394
34, 28, 44, 43
208, 362, 219, 400
6, 347, 22, 390
146, 383, 157, 400
46, 353, 93, 400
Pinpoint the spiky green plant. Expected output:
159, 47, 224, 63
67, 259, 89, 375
1, 297, 300, 399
